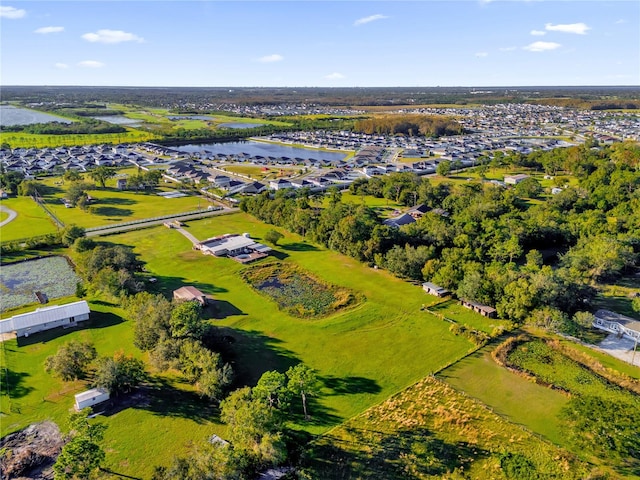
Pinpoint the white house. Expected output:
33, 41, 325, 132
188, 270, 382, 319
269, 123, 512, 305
0, 300, 90, 337
75, 388, 110, 411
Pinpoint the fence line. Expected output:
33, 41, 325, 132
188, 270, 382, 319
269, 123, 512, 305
32, 190, 64, 229
84, 207, 222, 232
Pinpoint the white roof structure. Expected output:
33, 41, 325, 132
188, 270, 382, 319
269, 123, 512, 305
0, 300, 90, 335
199, 234, 271, 256
75, 388, 109, 405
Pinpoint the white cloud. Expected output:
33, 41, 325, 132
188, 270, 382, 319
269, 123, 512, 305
530, 30, 546, 36
354, 14, 388, 26
78, 60, 105, 68
35, 26, 64, 34
324, 72, 345, 80
54, 63, 69, 69
523, 41, 561, 52
545, 22, 590, 35
499, 46, 517, 52
475, 52, 488, 58
0, 6, 26, 19
258, 54, 283, 63
615, 19, 626, 24
82, 29, 144, 44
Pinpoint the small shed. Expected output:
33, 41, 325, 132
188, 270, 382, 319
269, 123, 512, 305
116, 178, 127, 190
173, 286, 208, 306
504, 174, 530, 185
422, 282, 450, 297
75, 388, 110, 411
460, 299, 498, 318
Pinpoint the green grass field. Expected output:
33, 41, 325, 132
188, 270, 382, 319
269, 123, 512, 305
438, 343, 570, 446
0, 128, 158, 149
0, 197, 59, 241
1, 212, 477, 476
428, 299, 513, 334
0, 173, 211, 236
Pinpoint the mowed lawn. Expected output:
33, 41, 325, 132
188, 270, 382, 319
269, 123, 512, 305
437, 342, 570, 446
34, 176, 207, 228
0, 196, 59, 241
110, 213, 475, 433
0, 300, 225, 478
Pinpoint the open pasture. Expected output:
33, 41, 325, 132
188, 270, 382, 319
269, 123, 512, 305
108, 213, 475, 433
0, 196, 58, 241
32, 178, 207, 228
428, 299, 513, 335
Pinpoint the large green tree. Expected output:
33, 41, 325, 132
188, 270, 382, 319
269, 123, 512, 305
45, 340, 97, 381
286, 363, 321, 420
89, 166, 115, 188
53, 410, 107, 480
93, 352, 146, 395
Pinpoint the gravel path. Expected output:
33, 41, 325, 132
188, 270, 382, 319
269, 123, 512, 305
0, 204, 18, 227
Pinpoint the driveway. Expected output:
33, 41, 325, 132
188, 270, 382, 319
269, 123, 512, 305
0, 205, 18, 228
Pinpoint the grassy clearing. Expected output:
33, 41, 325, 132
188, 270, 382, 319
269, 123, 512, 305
0, 196, 59, 241
438, 343, 570, 446
108, 213, 474, 433
0, 299, 223, 479
428, 299, 513, 335
306, 375, 596, 479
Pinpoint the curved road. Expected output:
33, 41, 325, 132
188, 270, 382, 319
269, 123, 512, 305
0, 205, 18, 228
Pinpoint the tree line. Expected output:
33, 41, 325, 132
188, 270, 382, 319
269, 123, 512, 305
241, 143, 639, 333
353, 114, 464, 137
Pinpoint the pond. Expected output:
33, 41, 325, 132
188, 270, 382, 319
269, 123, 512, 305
174, 140, 348, 163
0, 256, 80, 311
0, 105, 74, 126
218, 122, 264, 129
92, 115, 142, 126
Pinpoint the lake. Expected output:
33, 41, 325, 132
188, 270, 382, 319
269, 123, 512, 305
0, 105, 74, 126
174, 140, 348, 163
92, 115, 142, 126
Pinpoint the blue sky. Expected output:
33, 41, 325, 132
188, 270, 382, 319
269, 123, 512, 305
1, 1, 638, 87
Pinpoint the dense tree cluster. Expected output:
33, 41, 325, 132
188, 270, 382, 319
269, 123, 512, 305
124, 292, 233, 401
152, 364, 320, 479
54, 410, 107, 480
75, 243, 142, 298
354, 114, 464, 137
1, 119, 125, 135
242, 144, 639, 329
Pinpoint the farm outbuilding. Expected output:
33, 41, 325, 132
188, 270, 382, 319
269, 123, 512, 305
0, 300, 90, 338
74, 388, 110, 411
422, 282, 450, 297
460, 299, 497, 318
173, 286, 209, 306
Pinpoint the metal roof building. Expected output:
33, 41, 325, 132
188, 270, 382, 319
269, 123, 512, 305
0, 300, 90, 337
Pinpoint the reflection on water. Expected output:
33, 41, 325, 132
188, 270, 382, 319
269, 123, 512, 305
0, 105, 74, 126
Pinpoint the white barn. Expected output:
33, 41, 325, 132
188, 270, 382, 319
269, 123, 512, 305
75, 388, 110, 411
0, 300, 90, 338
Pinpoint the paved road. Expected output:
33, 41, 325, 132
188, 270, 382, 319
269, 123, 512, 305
86, 207, 239, 237
0, 205, 18, 228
